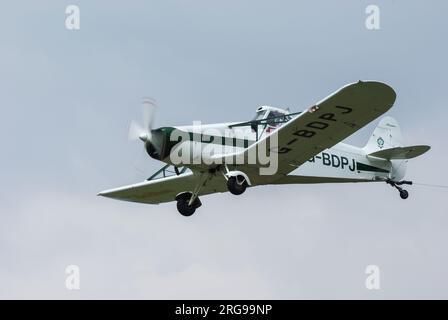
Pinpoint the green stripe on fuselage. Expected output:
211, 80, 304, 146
356, 162, 389, 173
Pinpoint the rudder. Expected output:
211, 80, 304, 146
364, 116, 407, 181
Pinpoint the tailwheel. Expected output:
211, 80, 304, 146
227, 176, 247, 195
386, 179, 412, 200
399, 189, 409, 200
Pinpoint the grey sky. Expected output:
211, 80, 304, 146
0, 0, 447, 298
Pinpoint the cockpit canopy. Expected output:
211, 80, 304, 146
253, 106, 291, 125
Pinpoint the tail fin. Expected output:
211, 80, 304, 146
364, 116, 403, 154
364, 116, 430, 181
365, 116, 405, 180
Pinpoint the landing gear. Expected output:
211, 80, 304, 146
220, 165, 251, 196
386, 179, 412, 200
177, 197, 197, 216
227, 176, 247, 195
399, 189, 409, 200
175, 172, 211, 217
176, 192, 202, 216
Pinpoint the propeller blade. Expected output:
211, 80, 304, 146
142, 97, 157, 132
128, 120, 144, 141
128, 97, 159, 159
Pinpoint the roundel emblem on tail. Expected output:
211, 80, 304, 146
377, 137, 385, 149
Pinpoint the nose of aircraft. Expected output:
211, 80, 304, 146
139, 132, 149, 142
144, 128, 167, 160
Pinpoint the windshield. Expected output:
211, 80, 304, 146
266, 111, 291, 125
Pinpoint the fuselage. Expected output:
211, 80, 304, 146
146, 116, 396, 186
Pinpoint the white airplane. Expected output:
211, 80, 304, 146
98, 81, 430, 216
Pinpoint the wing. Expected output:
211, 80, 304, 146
224, 81, 396, 178
98, 171, 227, 204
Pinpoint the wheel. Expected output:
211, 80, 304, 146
399, 189, 409, 200
176, 198, 196, 216
227, 176, 247, 195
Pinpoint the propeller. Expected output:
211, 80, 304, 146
127, 97, 166, 163
128, 97, 157, 143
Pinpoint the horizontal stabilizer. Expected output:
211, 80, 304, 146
368, 145, 430, 160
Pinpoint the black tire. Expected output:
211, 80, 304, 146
399, 190, 409, 200
227, 176, 247, 195
177, 198, 196, 216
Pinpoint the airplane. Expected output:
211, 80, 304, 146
98, 80, 430, 216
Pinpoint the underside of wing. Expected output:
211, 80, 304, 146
98, 172, 227, 205
235, 80, 396, 177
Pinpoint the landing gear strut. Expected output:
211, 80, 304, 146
386, 179, 412, 200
